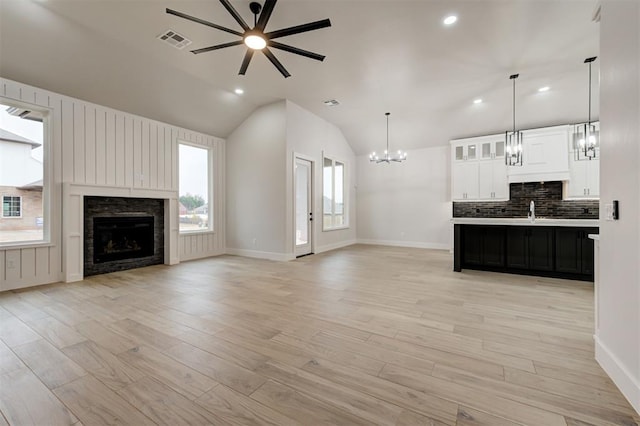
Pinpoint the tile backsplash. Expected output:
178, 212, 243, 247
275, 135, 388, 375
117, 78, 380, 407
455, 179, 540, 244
453, 181, 599, 219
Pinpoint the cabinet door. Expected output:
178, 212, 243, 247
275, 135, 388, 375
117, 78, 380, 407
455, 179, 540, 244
492, 160, 509, 199
506, 227, 529, 269
452, 162, 479, 201
463, 226, 483, 266
586, 158, 600, 197
478, 161, 494, 199
555, 228, 582, 273
568, 158, 589, 198
528, 228, 554, 271
483, 227, 505, 267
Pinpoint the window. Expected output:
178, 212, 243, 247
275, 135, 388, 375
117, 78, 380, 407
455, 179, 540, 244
0, 100, 47, 245
178, 142, 212, 233
2, 196, 21, 218
323, 157, 347, 230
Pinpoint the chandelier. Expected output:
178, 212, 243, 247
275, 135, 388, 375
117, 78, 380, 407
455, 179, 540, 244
574, 56, 598, 160
369, 112, 407, 163
505, 73, 523, 166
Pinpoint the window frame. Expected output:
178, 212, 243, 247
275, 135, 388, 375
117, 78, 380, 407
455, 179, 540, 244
0, 97, 51, 248
322, 154, 349, 231
177, 140, 214, 235
2, 196, 22, 218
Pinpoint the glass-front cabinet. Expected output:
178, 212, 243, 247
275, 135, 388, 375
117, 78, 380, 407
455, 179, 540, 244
451, 134, 509, 202
454, 143, 478, 161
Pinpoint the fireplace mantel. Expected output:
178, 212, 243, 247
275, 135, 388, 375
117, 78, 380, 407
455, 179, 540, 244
62, 183, 179, 282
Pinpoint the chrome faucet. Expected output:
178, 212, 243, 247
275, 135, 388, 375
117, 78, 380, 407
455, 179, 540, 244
528, 200, 535, 222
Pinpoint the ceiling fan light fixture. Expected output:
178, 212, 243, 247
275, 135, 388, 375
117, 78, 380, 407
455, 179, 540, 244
244, 33, 267, 50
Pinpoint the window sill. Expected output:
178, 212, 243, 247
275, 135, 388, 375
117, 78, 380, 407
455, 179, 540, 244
179, 230, 216, 236
0, 241, 53, 250
323, 226, 350, 232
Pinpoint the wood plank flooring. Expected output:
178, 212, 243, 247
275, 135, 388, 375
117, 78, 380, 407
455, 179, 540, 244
0, 245, 638, 425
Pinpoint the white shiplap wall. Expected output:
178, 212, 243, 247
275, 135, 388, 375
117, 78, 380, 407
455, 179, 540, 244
0, 78, 225, 291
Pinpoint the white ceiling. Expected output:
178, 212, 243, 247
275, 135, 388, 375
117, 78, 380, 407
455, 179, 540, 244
0, 0, 599, 155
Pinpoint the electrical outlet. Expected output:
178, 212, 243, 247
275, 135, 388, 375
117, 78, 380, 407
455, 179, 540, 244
252, 238, 257, 246
6, 260, 15, 269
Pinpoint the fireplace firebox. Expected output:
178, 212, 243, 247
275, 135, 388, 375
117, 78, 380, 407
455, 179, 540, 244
84, 196, 164, 277
93, 216, 154, 263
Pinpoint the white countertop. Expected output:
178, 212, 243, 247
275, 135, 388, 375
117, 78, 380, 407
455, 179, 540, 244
451, 217, 599, 227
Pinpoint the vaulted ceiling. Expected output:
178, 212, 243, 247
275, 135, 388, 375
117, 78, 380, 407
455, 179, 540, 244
0, 0, 599, 154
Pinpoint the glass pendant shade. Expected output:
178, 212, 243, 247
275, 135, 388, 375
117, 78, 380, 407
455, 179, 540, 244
505, 130, 523, 166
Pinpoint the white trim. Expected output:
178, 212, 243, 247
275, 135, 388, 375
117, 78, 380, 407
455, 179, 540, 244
595, 335, 640, 414
178, 141, 214, 234
225, 248, 295, 262
357, 239, 450, 250
314, 239, 356, 254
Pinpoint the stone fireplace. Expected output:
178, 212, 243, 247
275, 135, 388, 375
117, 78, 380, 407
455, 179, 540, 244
84, 196, 164, 276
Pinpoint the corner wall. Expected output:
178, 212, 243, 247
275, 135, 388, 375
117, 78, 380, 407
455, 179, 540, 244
225, 101, 288, 259
597, 0, 640, 414
356, 146, 451, 249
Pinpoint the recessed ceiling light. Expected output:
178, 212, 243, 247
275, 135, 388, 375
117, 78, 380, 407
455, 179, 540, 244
538, 86, 550, 92
443, 15, 457, 25
234, 88, 244, 95
473, 98, 483, 104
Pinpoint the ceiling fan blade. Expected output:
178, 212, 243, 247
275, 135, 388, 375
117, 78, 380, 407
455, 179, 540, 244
191, 40, 244, 54
218, 0, 250, 31
265, 19, 331, 40
263, 48, 291, 78
166, 9, 243, 37
268, 41, 325, 61
239, 50, 255, 75
255, 0, 277, 31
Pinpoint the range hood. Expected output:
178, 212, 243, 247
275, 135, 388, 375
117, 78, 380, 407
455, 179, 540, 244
507, 125, 570, 183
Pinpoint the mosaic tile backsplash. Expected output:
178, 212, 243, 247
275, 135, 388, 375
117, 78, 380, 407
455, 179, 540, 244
453, 181, 599, 219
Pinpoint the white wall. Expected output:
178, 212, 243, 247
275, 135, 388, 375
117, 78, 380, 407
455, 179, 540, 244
285, 101, 357, 254
226, 101, 288, 259
0, 78, 226, 291
597, 0, 640, 414
357, 146, 451, 249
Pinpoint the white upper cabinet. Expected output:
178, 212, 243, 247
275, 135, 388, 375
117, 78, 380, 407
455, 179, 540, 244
507, 125, 571, 183
451, 135, 508, 202
565, 122, 600, 199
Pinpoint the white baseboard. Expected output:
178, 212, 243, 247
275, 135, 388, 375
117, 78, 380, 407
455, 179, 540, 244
225, 248, 295, 262
314, 239, 357, 254
357, 239, 450, 251
595, 335, 640, 415
179, 249, 226, 262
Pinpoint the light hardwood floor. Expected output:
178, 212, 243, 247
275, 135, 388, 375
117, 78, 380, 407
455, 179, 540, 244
0, 245, 638, 426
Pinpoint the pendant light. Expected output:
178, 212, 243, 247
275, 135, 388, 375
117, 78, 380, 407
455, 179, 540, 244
505, 74, 523, 166
369, 112, 407, 163
574, 56, 598, 160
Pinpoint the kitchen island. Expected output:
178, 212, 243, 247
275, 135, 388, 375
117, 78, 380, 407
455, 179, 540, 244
452, 218, 599, 281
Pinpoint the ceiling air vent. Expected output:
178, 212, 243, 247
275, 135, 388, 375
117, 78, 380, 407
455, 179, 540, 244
157, 30, 192, 50
323, 99, 340, 107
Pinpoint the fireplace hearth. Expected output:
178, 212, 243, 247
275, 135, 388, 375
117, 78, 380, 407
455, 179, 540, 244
84, 197, 164, 276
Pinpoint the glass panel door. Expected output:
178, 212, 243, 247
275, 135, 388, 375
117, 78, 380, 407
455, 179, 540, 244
295, 158, 312, 257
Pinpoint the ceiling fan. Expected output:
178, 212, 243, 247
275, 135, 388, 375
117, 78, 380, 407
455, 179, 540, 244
166, 0, 332, 78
